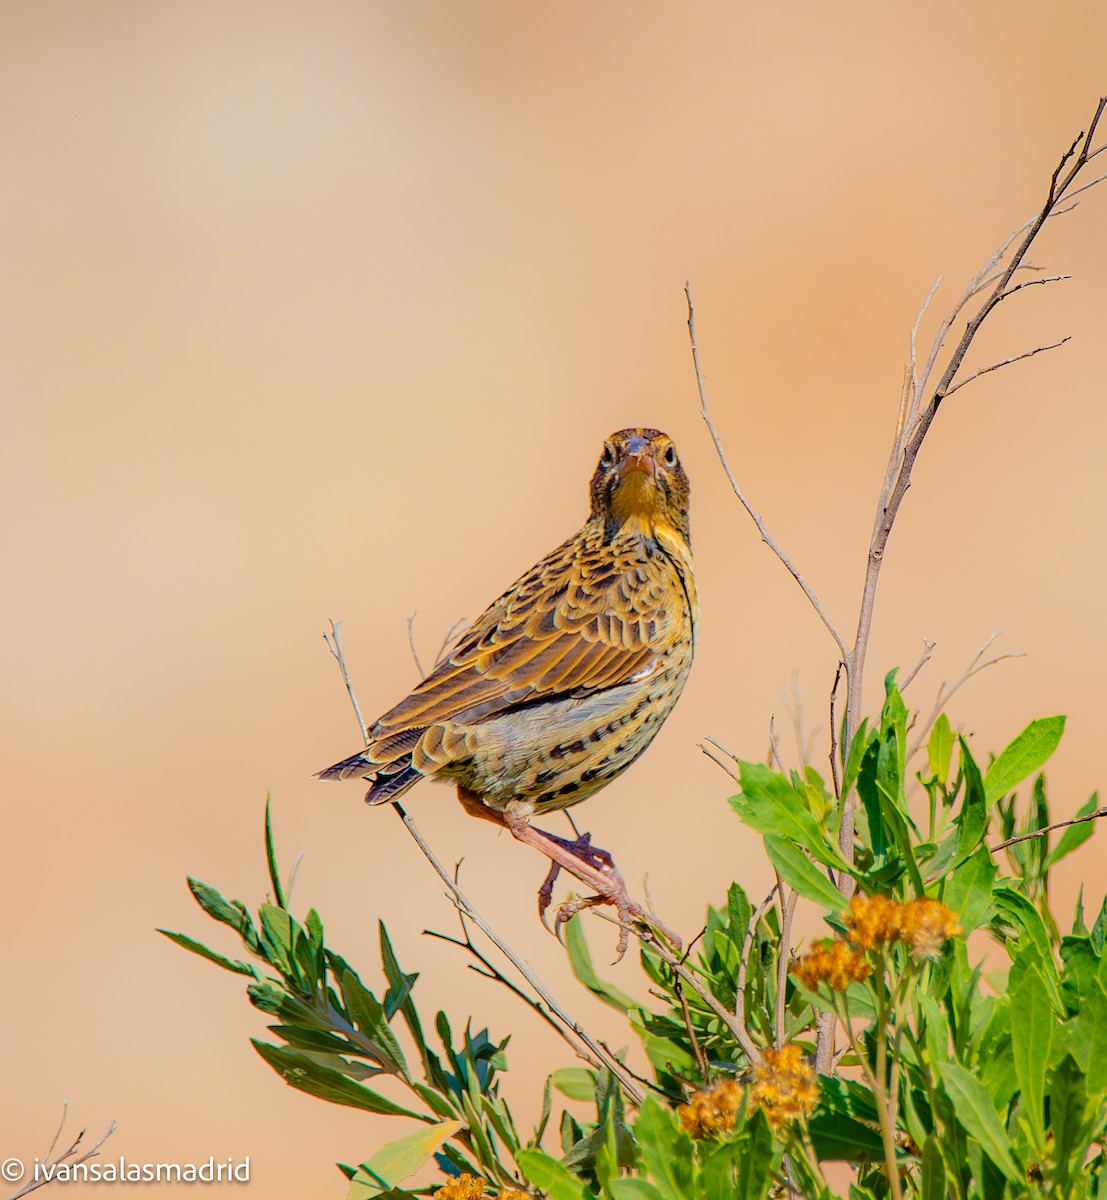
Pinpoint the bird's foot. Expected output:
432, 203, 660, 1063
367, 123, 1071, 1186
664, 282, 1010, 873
526, 826, 681, 962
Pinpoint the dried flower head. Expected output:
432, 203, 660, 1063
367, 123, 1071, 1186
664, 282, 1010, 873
750, 1044, 819, 1129
899, 897, 962, 960
496, 1190, 530, 1199
792, 938, 872, 992
677, 1078, 744, 1138
434, 1175, 487, 1200
845, 894, 905, 949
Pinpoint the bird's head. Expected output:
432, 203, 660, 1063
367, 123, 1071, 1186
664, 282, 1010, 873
589, 428, 690, 544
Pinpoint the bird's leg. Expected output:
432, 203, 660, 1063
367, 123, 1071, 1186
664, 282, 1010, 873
455, 787, 680, 960
503, 810, 682, 961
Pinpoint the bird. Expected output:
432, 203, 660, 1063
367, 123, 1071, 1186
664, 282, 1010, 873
319, 427, 697, 956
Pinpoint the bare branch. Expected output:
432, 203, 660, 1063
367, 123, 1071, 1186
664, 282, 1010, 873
829, 662, 843, 802
775, 889, 798, 1049
6, 1107, 117, 1200
899, 639, 936, 692
323, 619, 368, 744
991, 807, 1107, 852
405, 612, 425, 677
768, 715, 786, 774
944, 338, 1070, 399
685, 283, 849, 659
698, 742, 738, 781
905, 630, 1025, 762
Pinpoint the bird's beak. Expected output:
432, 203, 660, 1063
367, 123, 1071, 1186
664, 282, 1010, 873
617, 436, 656, 479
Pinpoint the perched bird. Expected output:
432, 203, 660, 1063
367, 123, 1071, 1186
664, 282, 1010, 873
319, 428, 697, 955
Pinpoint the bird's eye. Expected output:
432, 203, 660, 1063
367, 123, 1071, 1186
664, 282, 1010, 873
662, 444, 677, 466
601, 443, 617, 467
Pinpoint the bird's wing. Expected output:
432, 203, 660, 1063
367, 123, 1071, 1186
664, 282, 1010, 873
370, 528, 676, 738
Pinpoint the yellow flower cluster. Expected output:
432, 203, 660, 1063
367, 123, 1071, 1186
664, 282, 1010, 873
677, 1078, 744, 1138
433, 1176, 527, 1200
750, 1044, 819, 1129
792, 938, 872, 991
847, 895, 962, 961
434, 1176, 486, 1200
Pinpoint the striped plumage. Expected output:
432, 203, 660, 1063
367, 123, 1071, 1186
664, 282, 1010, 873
319, 428, 697, 823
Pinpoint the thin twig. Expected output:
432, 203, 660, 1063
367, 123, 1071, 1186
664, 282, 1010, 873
674, 976, 711, 1082
6, 1108, 117, 1200
905, 630, 1025, 762
776, 889, 798, 1050
686, 282, 849, 659
735, 886, 779, 1036
406, 612, 425, 676
991, 808, 1107, 852
768, 716, 787, 773
899, 639, 936, 692
698, 742, 739, 781
434, 617, 468, 666
323, 619, 368, 744
944, 338, 1070, 399
829, 662, 843, 802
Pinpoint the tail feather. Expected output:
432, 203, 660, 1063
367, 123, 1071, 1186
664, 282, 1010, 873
317, 748, 423, 806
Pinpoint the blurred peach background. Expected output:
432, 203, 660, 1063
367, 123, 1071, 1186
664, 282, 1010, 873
3, 2, 1107, 1194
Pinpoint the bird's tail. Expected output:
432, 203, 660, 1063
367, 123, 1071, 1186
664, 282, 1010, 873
316, 749, 423, 806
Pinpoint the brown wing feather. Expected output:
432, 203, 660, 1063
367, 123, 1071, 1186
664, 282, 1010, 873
368, 526, 673, 740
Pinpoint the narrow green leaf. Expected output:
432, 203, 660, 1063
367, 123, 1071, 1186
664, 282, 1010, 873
1010, 961, 1053, 1152
920, 1135, 947, 1200
953, 739, 987, 866
1050, 789, 1096, 854
983, 716, 1065, 804
251, 1041, 428, 1119
763, 837, 845, 911
736, 1109, 775, 1200
936, 1061, 1023, 1182
927, 714, 954, 787
264, 794, 286, 909
156, 929, 256, 976
517, 1149, 595, 1200
346, 1120, 462, 1200
609, 1182, 665, 1200
942, 847, 997, 933
340, 970, 407, 1075
632, 1096, 693, 1200
551, 1067, 597, 1102
563, 916, 637, 1012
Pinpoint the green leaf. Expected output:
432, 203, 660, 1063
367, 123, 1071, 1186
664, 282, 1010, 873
156, 929, 256, 976
730, 762, 850, 872
920, 1135, 947, 1200
609, 1182, 665, 1200
942, 847, 997, 934
185, 877, 253, 936
258, 902, 298, 975
264, 794, 286, 909
517, 1149, 596, 1200
927, 714, 954, 787
1009, 961, 1053, 1152
983, 716, 1065, 804
632, 1095, 694, 1200
763, 837, 845, 911
251, 1041, 428, 1119
551, 1067, 597, 1102
728, 882, 752, 941
840, 718, 872, 804
346, 1120, 462, 1200
1050, 1055, 1094, 1196
736, 1109, 775, 1200
340, 970, 407, 1075
936, 1061, 1023, 1183
563, 916, 638, 1012
953, 740, 987, 867
1048, 792, 1102, 866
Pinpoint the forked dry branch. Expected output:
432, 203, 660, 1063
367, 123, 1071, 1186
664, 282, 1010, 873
687, 96, 1107, 1071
